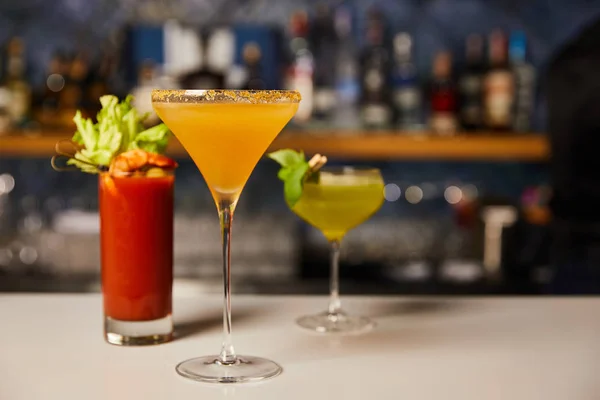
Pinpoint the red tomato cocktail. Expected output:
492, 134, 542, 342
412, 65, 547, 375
99, 172, 174, 323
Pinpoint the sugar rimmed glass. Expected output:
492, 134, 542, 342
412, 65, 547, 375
152, 89, 300, 383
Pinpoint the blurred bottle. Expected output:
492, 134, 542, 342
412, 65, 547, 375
240, 42, 266, 90
34, 51, 67, 128
3, 37, 32, 129
285, 10, 314, 124
481, 205, 518, 282
98, 36, 123, 96
0, 173, 16, 270
60, 51, 89, 122
309, 3, 338, 122
206, 27, 235, 83
359, 8, 392, 130
521, 184, 551, 226
179, 29, 226, 90
0, 94, 9, 133
225, 39, 266, 91
429, 50, 457, 135
163, 19, 203, 80
483, 30, 515, 131
332, 3, 359, 129
391, 32, 422, 131
16, 194, 43, 270
131, 61, 162, 126
86, 44, 117, 116
509, 31, 536, 133
0, 44, 11, 133
459, 34, 485, 131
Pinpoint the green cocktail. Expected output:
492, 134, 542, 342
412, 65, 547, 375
270, 151, 385, 334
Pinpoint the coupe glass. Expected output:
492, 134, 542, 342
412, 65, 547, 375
289, 166, 384, 334
152, 89, 300, 383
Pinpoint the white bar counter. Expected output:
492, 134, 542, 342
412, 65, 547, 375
1, 294, 598, 400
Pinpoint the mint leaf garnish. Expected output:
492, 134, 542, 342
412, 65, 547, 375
267, 149, 311, 207
283, 162, 309, 206
66, 94, 171, 174
268, 148, 306, 167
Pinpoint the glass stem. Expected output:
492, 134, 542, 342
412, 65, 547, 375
218, 203, 237, 364
328, 240, 342, 315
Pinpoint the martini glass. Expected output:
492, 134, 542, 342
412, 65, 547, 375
152, 89, 300, 383
290, 167, 384, 334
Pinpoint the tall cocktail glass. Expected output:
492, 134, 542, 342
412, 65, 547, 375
152, 89, 300, 383
100, 170, 175, 345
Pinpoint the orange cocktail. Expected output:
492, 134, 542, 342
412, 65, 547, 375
154, 101, 298, 202
153, 90, 300, 384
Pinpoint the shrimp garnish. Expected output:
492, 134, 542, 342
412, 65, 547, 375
109, 149, 178, 176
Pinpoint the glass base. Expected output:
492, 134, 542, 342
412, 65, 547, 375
296, 311, 375, 334
104, 315, 172, 346
176, 355, 283, 384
